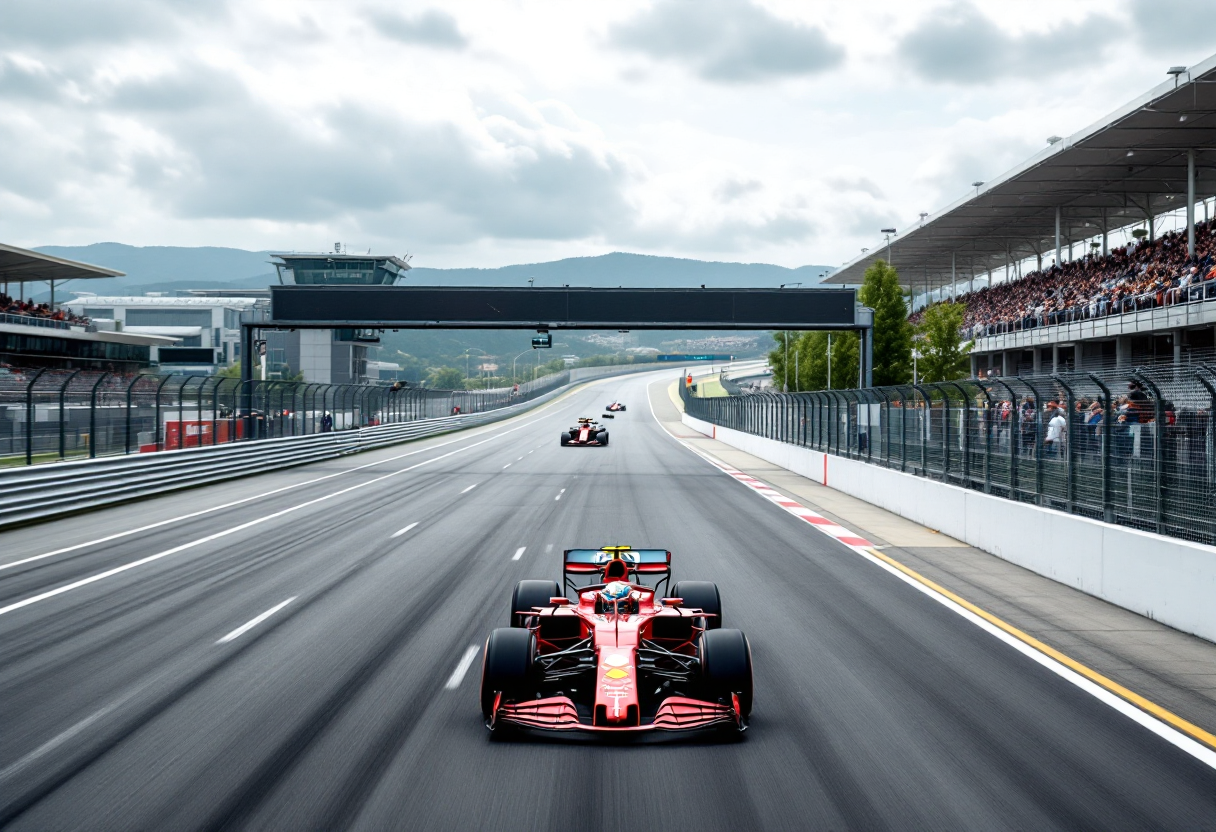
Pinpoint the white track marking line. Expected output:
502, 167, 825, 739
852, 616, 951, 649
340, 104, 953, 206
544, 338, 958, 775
545, 544, 554, 553
391, 522, 419, 539
512, 547, 526, 561
554, 488, 566, 501
461, 483, 478, 494
0, 392, 583, 573
445, 645, 480, 690
502, 463, 511, 469
0, 418, 547, 619
645, 380, 1216, 771
217, 597, 297, 644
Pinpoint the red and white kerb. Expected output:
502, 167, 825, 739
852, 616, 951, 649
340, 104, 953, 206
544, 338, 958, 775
695, 453, 874, 553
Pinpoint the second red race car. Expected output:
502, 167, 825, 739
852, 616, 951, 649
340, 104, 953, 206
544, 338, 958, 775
560, 418, 609, 446
480, 546, 753, 735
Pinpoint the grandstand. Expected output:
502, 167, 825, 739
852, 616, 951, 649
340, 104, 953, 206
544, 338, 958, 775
0, 243, 175, 371
827, 54, 1216, 377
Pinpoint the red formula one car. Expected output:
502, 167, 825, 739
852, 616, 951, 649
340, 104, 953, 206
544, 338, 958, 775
480, 546, 753, 734
560, 418, 609, 446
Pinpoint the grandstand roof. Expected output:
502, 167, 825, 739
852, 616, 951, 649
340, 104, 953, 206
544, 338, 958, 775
826, 52, 1216, 290
0, 242, 124, 283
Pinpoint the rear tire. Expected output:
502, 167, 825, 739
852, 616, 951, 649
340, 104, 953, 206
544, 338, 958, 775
669, 580, 722, 629
481, 628, 537, 721
511, 579, 562, 627
699, 628, 753, 719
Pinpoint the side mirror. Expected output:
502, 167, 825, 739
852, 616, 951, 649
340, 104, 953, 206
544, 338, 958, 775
549, 597, 571, 605
661, 597, 682, 606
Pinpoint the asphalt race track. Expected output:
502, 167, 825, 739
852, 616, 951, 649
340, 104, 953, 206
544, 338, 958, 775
1, 371, 1214, 830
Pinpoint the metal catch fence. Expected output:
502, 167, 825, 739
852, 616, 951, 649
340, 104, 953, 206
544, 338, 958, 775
682, 365, 1216, 547
0, 369, 569, 467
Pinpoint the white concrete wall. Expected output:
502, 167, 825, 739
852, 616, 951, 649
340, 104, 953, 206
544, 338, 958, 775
683, 413, 1216, 643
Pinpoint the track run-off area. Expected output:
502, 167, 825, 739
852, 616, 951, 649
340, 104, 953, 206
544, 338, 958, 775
1, 370, 1214, 830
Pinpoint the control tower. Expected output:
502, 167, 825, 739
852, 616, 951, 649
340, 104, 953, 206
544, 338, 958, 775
270, 248, 411, 286
266, 246, 411, 384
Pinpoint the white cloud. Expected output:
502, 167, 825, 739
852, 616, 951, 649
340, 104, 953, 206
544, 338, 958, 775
608, 0, 844, 83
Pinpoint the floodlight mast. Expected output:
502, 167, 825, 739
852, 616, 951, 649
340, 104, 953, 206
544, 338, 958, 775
880, 228, 896, 268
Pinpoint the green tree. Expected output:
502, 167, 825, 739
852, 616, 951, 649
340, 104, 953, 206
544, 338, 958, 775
828, 330, 859, 389
768, 332, 796, 391
785, 330, 860, 391
216, 361, 241, 378
794, 331, 828, 391
427, 367, 466, 389
917, 302, 973, 382
859, 259, 913, 385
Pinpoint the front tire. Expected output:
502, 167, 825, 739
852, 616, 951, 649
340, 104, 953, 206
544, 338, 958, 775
511, 579, 562, 627
481, 628, 537, 721
560, 432, 571, 446
699, 628, 753, 719
597, 431, 609, 445
669, 580, 722, 629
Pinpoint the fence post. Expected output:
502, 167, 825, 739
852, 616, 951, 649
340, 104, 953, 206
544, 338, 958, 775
1051, 374, 1077, 513
154, 374, 172, 451
939, 384, 952, 482
124, 373, 141, 455
1133, 369, 1166, 534
873, 388, 890, 466
1017, 378, 1046, 505
948, 382, 971, 487
899, 389, 907, 472
989, 378, 1019, 498
58, 369, 82, 459
175, 376, 190, 446
1195, 368, 1216, 544
911, 384, 930, 476
88, 372, 109, 458
842, 392, 854, 457
1087, 373, 1114, 523
24, 367, 47, 465
195, 375, 205, 440
976, 383, 993, 493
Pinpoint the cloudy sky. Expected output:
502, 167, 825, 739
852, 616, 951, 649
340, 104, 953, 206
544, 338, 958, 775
1, 0, 1214, 269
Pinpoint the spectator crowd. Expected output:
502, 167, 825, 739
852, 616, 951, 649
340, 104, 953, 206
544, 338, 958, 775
910, 220, 1216, 338
1, 293, 90, 326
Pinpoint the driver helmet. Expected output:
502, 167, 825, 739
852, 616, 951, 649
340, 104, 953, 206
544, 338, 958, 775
601, 581, 631, 604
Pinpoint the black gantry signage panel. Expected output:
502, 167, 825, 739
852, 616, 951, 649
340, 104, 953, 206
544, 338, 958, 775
269, 286, 857, 329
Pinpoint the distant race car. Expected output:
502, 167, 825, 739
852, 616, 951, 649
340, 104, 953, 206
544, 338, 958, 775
604, 401, 626, 412
480, 545, 752, 734
561, 418, 609, 446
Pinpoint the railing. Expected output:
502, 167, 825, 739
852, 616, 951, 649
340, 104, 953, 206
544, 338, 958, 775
0, 313, 80, 331
0, 369, 569, 466
682, 365, 1216, 547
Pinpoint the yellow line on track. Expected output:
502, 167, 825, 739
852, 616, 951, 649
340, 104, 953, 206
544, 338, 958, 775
866, 546, 1216, 752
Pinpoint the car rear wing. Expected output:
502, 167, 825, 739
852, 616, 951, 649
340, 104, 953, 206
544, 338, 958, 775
563, 547, 671, 595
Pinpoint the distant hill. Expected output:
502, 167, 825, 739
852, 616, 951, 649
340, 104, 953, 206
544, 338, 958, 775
33, 243, 277, 296
408, 252, 834, 289
30, 244, 835, 297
